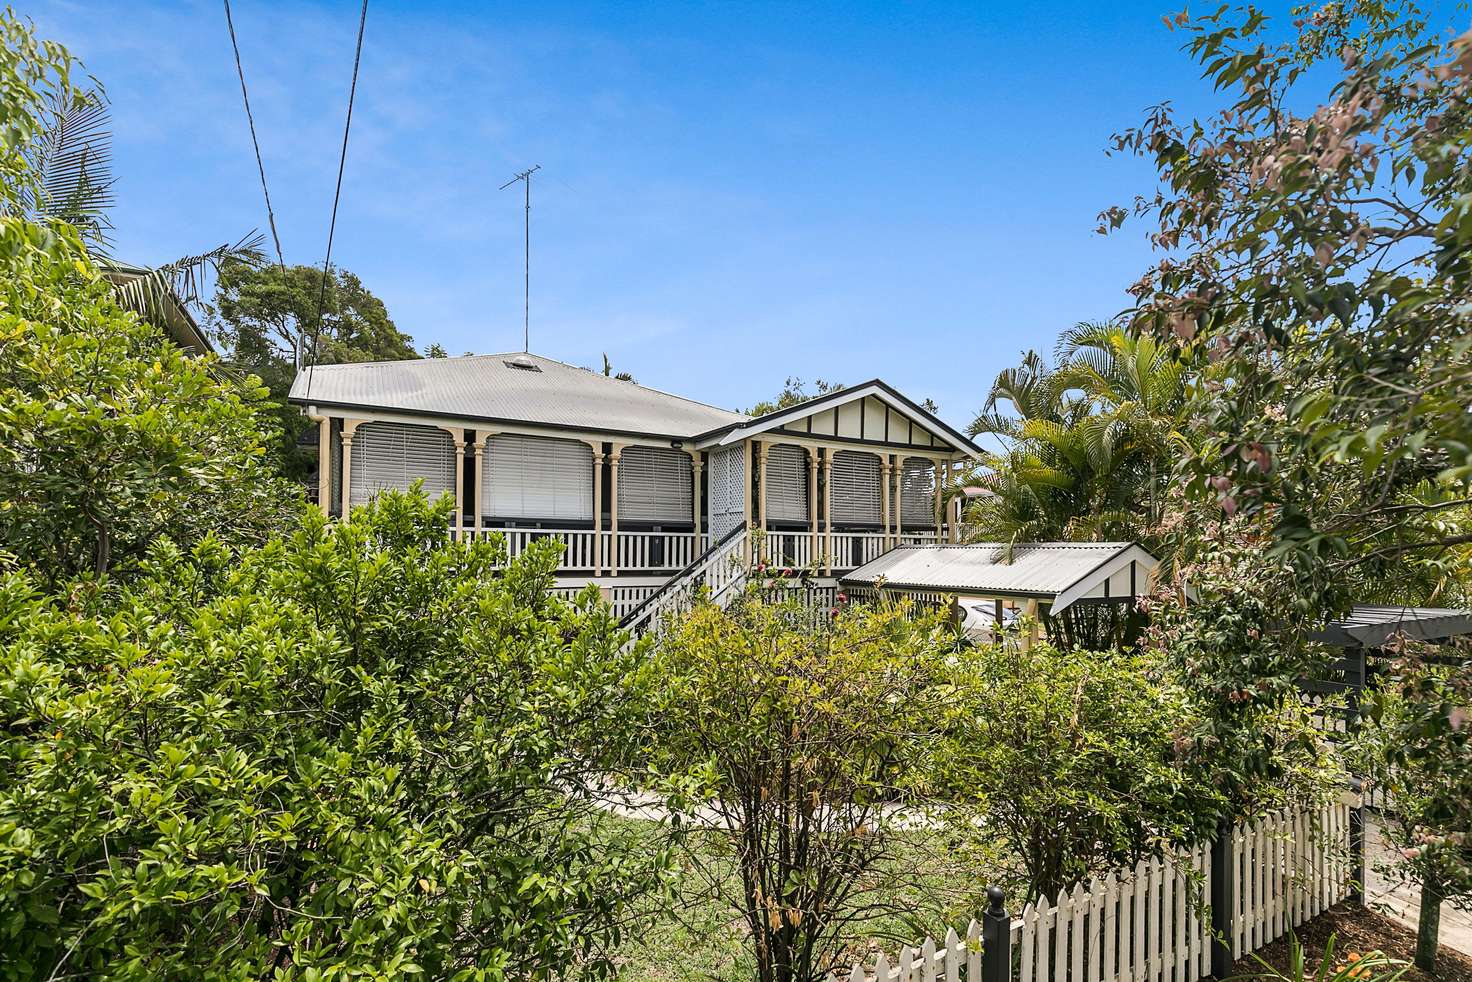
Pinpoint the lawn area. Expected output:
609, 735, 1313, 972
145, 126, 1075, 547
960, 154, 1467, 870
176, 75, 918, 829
603, 813, 990, 982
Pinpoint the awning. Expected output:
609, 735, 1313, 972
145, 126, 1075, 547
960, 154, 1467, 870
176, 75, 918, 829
1309, 605, 1472, 648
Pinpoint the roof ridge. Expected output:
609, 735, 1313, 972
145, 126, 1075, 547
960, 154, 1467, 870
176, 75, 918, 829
512, 352, 749, 420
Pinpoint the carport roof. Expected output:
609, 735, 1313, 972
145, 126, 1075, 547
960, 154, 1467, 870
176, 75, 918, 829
839, 541, 1163, 613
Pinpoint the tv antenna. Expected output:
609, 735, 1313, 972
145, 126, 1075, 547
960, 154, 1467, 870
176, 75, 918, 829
500, 164, 540, 353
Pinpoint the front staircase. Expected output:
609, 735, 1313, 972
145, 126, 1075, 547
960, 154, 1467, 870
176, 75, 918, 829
617, 525, 750, 643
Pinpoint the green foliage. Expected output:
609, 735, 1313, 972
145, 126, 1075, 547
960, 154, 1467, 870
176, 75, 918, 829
1142, 538, 1345, 819
938, 639, 1222, 901
965, 324, 1190, 553
0, 9, 83, 218
0, 491, 670, 979
1235, 932, 1410, 982
1110, 0, 1472, 596
745, 377, 843, 418
206, 258, 419, 475
1107, 1, 1472, 956
1354, 650, 1472, 969
0, 217, 300, 585
643, 594, 963, 982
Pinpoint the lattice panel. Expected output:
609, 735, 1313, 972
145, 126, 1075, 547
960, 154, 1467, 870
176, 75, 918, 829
708, 445, 747, 539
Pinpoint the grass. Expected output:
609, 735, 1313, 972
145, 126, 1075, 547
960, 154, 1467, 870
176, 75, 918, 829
601, 813, 994, 982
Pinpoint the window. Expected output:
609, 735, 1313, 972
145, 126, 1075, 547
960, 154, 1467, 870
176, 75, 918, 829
617, 445, 692, 524
901, 457, 936, 526
484, 434, 593, 521
764, 445, 809, 523
349, 421, 456, 509
830, 450, 882, 525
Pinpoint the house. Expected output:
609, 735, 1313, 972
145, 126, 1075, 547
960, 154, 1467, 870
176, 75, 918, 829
289, 352, 980, 614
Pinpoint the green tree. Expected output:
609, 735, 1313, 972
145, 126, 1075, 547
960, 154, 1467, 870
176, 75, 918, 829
1105, 2, 1472, 962
1, 13, 263, 347
207, 259, 419, 474
1356, 652, 1472, 973
644, 593, 962, 982
965, 347, 1164, 548
745, 376, 843, 417
0, 9, 82, 220
0, 218, 300, 585
938, 639, 1223, 902
0, 491, 670, 978
601, 352, 636, 382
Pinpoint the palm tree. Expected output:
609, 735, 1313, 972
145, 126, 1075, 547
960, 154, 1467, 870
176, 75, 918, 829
962, 324, 1193, 552
16, 84, 263, 348
1053, 322, 1192, 529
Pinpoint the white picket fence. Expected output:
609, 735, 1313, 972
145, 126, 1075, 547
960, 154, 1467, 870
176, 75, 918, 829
1227, 800, 1355, 959
840, 796, 1357, 982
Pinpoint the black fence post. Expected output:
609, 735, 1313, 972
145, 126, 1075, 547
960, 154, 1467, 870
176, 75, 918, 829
982, 886, 1011, 982
1349, 777, 1366, 906
1210, 822, 1236, 979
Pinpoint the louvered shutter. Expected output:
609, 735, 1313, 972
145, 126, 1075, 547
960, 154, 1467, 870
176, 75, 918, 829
830, 450, 881, 525
329, 419, 343, 515
484, 434, 593, 521
900, 457, 935, 526
617, 446, 692, 524
708, 446, 746, 539
349, 422, 455, 508
763, 445, 808, 523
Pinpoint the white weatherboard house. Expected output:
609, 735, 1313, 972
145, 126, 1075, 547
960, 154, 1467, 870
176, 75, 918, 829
289, 352, 981, 618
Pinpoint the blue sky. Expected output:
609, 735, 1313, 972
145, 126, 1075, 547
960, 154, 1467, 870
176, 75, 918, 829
31, 0, 1235, 429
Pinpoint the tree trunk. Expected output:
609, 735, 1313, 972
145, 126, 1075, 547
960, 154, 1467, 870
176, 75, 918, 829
1415, 875, 1440, 973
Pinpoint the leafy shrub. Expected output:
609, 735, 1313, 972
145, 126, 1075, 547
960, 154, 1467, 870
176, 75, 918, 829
938, 639, 1224, 902
0, 491, 668, 979
0, 217, 302, 585
642, 593, 962, 982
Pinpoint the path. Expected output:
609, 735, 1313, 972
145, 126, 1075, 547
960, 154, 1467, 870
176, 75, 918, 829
1365, 810, 1472, 957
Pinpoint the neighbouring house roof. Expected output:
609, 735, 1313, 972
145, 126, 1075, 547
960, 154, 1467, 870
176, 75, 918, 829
288, 352, 749, 441
695, 379, 981, 458
99, 260, 213, 354
1310, 605, 1472, 648
839, 541, 1164, 613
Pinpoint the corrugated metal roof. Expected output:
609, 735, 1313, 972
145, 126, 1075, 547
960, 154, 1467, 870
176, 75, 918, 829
1310, 605, 1472, 648
839, 542, 1136, 597
288, 352, 748, 439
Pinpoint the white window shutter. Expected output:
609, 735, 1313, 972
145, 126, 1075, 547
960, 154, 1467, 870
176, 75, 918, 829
763, 445, 808, 523
830, 450, 881, 525
349, 421, 455, 509
900, 457, 935, 526
484, 434, 593, 521
617, 446, 692, 524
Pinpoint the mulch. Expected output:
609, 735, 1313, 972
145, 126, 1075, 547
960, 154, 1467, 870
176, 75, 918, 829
1228, 903, 1472, 982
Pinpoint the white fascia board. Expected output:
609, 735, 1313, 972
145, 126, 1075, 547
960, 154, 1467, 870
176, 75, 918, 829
707, 383, 980, 458
1051, 543, 1155, 614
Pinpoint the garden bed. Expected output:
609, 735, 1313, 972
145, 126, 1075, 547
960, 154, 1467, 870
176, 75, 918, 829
1231, 904, 1472, 982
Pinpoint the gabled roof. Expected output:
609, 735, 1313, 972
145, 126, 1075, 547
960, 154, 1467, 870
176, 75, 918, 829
839, 541, 1163, 613
695, 379, 980, 458
288, 352, 748, 440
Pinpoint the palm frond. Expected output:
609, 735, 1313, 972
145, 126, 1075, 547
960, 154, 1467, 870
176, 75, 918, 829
110, 234, 267, 325
23, 86, 115, 250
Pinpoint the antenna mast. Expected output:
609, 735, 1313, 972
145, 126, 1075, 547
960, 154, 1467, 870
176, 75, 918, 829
500, 164, 540, 353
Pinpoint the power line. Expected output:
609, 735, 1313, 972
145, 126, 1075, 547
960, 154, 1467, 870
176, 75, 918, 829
222, 0, 290, 351
304, 0, 370, 400
500, 164, 540, 353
